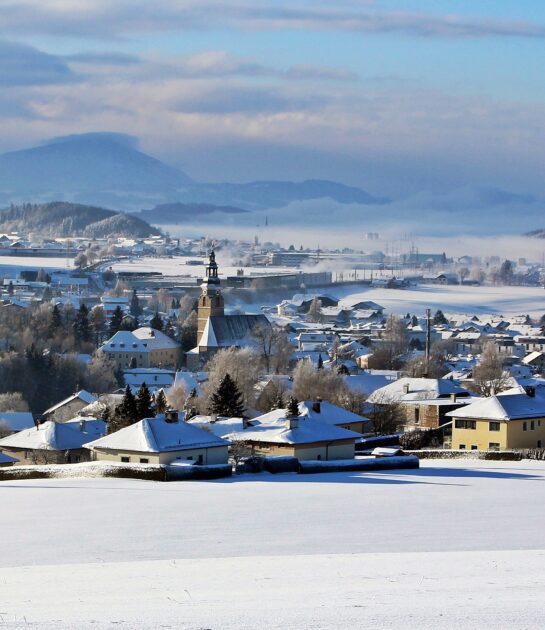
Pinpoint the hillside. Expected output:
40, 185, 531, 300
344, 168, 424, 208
136, 202, 248, 224
525, 228, 545, 238
0, 202, 160, 238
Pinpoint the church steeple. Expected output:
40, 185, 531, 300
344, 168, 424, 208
197, 248, 224, 347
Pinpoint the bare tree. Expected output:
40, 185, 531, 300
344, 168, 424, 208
229, 438, 254, 467
306, 297, 323, 323
471, 342, 510, 396
251, 323, 291, 373
367, 394, 402, 435
0, 392, 29, 412
166, 383, 187, 411
292, 360, 347, 405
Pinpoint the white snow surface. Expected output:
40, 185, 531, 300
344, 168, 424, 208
2, 459, 545, 628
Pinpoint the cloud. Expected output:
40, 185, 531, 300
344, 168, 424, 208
65, 51, 140, 66
0, 40, 76, 87
1, 2, 545, 40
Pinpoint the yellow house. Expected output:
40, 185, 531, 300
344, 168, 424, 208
446, 393, 545, 451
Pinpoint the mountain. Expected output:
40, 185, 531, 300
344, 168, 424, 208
136, 202, 248, 224
0, 133, 386, 211
0, 133, 193, 209
525, 229, 545, 239
0, 202, 160, 238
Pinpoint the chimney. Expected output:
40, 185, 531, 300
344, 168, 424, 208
526, 386, 536, 398
450, 393, 457, 403
242, 417, 250, 429
165, 409, 179, 423
286, 416, 299, 430
403, 384, 410, 394
79, 418, 86, 432
312, 398, 322, 414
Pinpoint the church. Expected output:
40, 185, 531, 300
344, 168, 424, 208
186, 250, 271, 369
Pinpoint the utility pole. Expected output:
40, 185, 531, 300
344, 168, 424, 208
425, 307, 431, 376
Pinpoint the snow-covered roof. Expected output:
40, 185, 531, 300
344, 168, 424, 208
43, 390, 97, 416
367, 377, 471, 404
101, 331, 150, 353
133, 327, 180, 350
85, 414, 229, 453
446, 393, 545, 421
0, 420, 104, 451
188, 416, 247, 438
229, 416, 360, 445
0, 412, 34, 432
0, 452, 17, 464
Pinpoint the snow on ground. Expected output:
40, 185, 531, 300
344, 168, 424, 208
337, 283, 545, 318
0, 257, 74, 274
2, 459, 545, 628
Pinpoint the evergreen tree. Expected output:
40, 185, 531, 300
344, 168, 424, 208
129, 289, 142, 317
286, 396, 299, 417
135, 382, 154, 419
7, 281, 14, 296
109, 305, 124, 336
150, 311, 164, 331
433, 309, 448, 326
270, 392, 284, 411
109, 385, 137, 432
154, 389, 168, 414
48, 304, 62, 336
317, 354, 324, 369
73, 304, 91, 345
208, 374, 245, 417
411, 315, 419, 327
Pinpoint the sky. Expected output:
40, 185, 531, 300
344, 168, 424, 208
1, 1, 544, 197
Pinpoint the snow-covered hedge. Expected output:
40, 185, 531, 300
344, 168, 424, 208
299, 455, 419, 474
0, 461, 233, 482
405, 450, 523, 461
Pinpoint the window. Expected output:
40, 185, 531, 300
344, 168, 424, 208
523, 422, 527, 431
471, 445, 478, 450
139, 458, 149, 463
459, 444, 466, 450
489, 422, 500, 432
531, 421, 535, 430
414, 408, 420, 424
538, 440, 542, 448
455, 419, 476, 430
121, 456, 130, 463
489, 443, 500, 451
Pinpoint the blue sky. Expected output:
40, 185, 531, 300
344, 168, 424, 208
1, 1, 544, 197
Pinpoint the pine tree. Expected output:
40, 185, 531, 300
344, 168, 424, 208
270, 392, 284, 411
433, 309, 448, 325
135, 382, 154, 419
130, 289, 142, 317
109, 385, 137, 432
317, 354, 324, 369
208, 374, 245, 417
73, 304, 91, 345
411, 315, 418, 327
109, 305, 124, 336
154, 389, 168, 414
150, 312, 163, 331
48, 304, 62, 336
286, 396, 299, 417
7, 281, 14, 296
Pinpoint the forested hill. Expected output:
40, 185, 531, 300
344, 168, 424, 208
0, 202, 160, 238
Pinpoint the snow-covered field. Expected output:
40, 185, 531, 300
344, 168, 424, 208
2, 459, 545, 628
338, 283, 545, 318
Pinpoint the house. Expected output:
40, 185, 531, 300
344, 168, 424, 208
42, 390, 97, 422
85, 411, 230, 465
100, 327, 181, 368
123, 368, 177, 393
522, 351, 545, 371
367, 377, 473, 429
0, 419, 106, 465
446, 392, 545, 450
0, 412, 35, 435
229, 413, 360, 460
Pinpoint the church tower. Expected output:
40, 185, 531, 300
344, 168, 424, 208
197, 249, 225, 346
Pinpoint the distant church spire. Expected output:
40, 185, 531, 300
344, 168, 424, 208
205, 247, 220, 284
